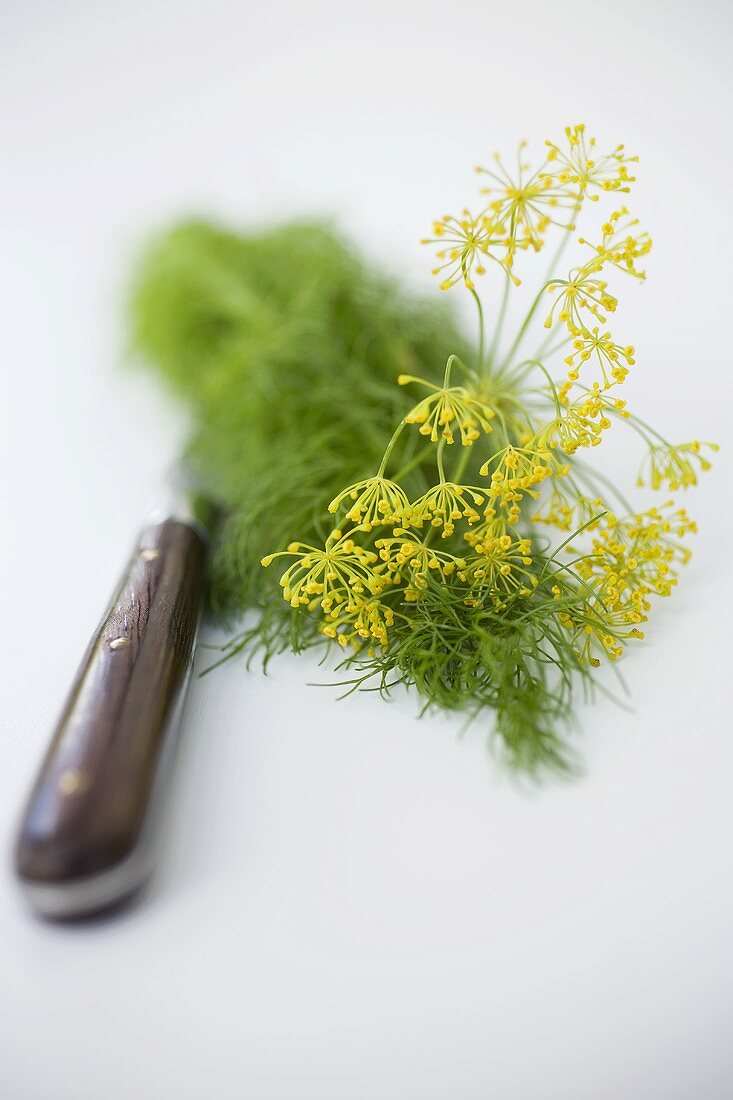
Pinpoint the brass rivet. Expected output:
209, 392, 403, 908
58, 769, 91, 796
140, 548, 160, 562
109, 636, 130, 651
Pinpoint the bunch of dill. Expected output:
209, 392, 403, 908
130, 129, 714, 773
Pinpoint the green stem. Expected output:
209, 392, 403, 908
496, 281, 550, 377
497, 201, 582, 375
468, 288, 485, 374
377, 421, 407, 477
532, 320, 567, 362
452, 446, 472, 485
391, 443, 434, 482
436, 439, 448, 484
486, 272, 512, 374
519, 359, 562, 418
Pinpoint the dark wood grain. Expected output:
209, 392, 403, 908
15, 519, 207, 893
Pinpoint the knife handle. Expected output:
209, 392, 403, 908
14, 518, 207, 919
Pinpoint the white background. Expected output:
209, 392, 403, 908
1, 1, 732, 1097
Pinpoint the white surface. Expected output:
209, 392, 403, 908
1, 1, 732, 1098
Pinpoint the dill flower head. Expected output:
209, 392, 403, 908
399, 372, 495, 445
421, 211, 507, 290
564, 326, 635, 387
544, 124, 638, 201
531, 486, 604, 533
261, 528, 383, 609
637, 440, 719, 491
480, 445, 554, 515
328, 476, 409, 528
405, 483, 486, 537
544, 268, 617, 332
462, 529, 535, 602
573, 504, 697, 635
321, 594, 395, 648
376, 529, 466, 591
475, 141, 578, 260
579, 207, 652, 279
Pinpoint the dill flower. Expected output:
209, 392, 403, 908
463, 531, 535, 602
327, 476, 409, 528
564, 326, 635, 387
261, 528, 383, 608
543, 269, 617, 332
544, 124, 638, 201
566, 388, 627, 444
376, 529, 467, 591
573, 505, 697, 632
480, 445, 554, 513
421, 211, 507, 290
322, 595, 395, 648
399, 372, 495, 445
551, 583, 644, 667
579, 207, 651, 279
475, 142, 577, 264
405, 483, 486, 537
462, 513, 536, 601
637, 440, 719, 491
531, 487, 603, 532
539, 403, 606, 453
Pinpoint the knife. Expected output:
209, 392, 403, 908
14, 478, 216, 920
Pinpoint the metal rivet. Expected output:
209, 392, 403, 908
140, 548, 160, 562
109, 636, 130, 651
58, 769, 91, 796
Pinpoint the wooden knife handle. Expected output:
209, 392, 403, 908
14, 518, 207, 919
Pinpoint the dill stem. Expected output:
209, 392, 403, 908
498, 203, 580, 375
392, 443, 434, 482
486, 271, 512, 375
451, 445, 472, 485
377, 421, 407, 477
518, 359, 562, 418
436, 439, 448, 483
468, 288, 486, 374
497, 282, 550, 377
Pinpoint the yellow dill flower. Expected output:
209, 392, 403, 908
421, 210, 507, 290
261, 528, 383, 608
327, 476, 409, 528
578, 207, 651, 279
551, 503, 696, 667
398, 372, 495, 445
462, 531, 536, 600
539, 405, 604, 453
541, 388, 629, 454
637, 440, 718, 491
376, 529, 466, 590
321, 595, 395, 648
475, 142, 577, 264
532, 488, 603, 533
564, 325, 635, 387
544, 124, 638, 201
480, 445, 554, 515
565, 608, 644, 667
543, 268, 617, 332
404, 482, 486, 537
573, 505, 697, 628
